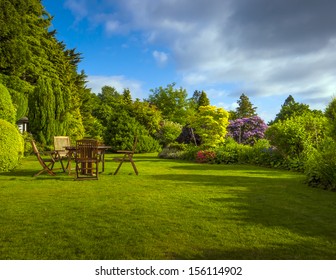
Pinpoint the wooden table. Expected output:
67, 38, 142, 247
64, 145, 111, 175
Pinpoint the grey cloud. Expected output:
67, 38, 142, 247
65, 0, 336, 103
227, 0, 336, 54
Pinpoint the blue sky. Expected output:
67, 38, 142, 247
42, 0, 336, 122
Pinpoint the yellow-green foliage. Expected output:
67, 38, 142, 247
0, 83, 16, 124
191, 105, 230, 147
0, 119, 24, 171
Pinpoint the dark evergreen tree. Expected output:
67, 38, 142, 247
235, 93, 257, 119
28, 77, 55, 145
122, 88, 132, 104
198, 91, 210, 108
269, 95, 312, 125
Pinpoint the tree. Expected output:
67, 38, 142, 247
198, 91, 210, 108
98, 86, 122, 105
190, 105, 230, 147
234, 93, 257, 119
122, 88, 132, 104
80, 88, 104, 140
128, 100, 162, 135
190, 90, 210, 110
227, 116, 268, 145
28, 77, 56, 145
324, 97, 336, 140
0, 0, 87, 143
104, 110, 160, 153
269, 95, 311, 125
0, 74, 33, 121
147, 83, 189, 124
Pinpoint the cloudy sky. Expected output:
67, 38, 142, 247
43, 0, 336, 121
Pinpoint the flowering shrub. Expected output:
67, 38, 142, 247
227, 116, 268, 145
196, 150, 216, 163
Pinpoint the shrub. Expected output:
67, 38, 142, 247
158, 143, 199, 160
214, 138, 249, 164
0, 119, 24, 171
137, 135, 161, 153
266, 112, 328, 158
0, 83, 16, 124
304, 138, 336, 190
227, 116, 268, 145
196, 150, 216, 163
158, 147, 186, 159
155, 120, 182, 147
104, 111, 160, 153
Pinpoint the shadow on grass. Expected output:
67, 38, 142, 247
150, 172, 336, 243
0, 168, 74, 181
104, 155, 175, 164
169, 163, 290, 173
172, 241, 334, 260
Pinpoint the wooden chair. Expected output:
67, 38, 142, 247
75, 139, 99, 180
53, 136, 71, 172
31, 140, 61, 177
114, 136, 138, 175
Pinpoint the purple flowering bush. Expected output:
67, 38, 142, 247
227, 116, 268, 145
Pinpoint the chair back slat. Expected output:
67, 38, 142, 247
75, 139, 99, 180
54, 136, 70, 157
76, 139, 98, 160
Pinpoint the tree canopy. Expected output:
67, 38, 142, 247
269, 95, 311, 125
147, 83, 190, 124
0, 0, 86, 144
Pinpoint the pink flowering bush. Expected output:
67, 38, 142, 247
196, 150, 216, 163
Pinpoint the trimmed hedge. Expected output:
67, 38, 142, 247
0, 119, 24, 171
0, 83, 16, 124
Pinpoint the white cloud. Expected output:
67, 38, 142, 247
64, 0, 336, 118
64, 0, 89, 21
152, 50, 168, 66
105, 20, 121, 33
86, 75, 144, 99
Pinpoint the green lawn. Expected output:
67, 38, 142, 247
0, 153, 335, 260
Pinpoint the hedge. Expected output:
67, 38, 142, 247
0, 119, 24, 171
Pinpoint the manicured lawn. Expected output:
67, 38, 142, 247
0, 153, 335, 260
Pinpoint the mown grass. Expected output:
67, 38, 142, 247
0, 153, 335, 260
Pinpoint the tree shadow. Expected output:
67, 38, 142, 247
150, 172, 336, 243
171, 241, 335, 260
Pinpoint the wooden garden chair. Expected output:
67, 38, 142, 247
31, 140, 62, 177
75, 139, 100, 180
113, 136, 138, 175
53, 136, 71, 172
